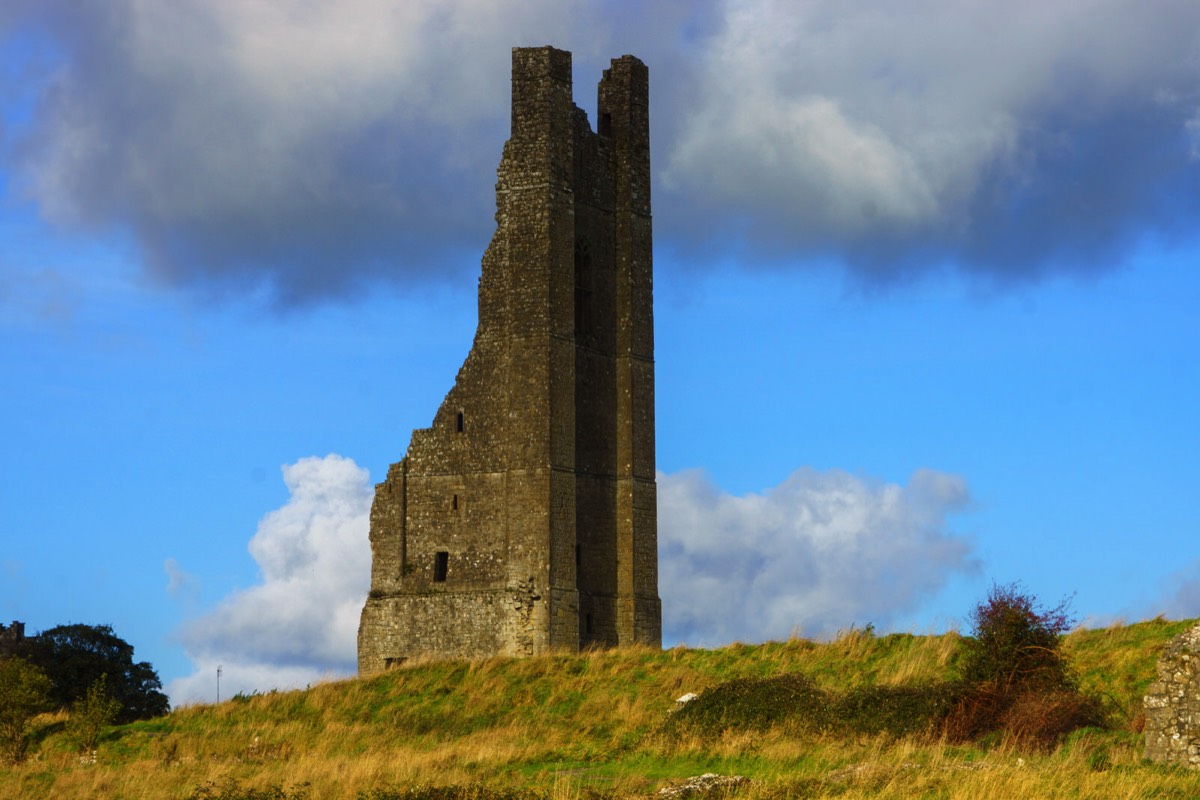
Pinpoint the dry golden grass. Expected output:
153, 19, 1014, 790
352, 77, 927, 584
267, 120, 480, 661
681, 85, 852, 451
1, 619, 1196, 799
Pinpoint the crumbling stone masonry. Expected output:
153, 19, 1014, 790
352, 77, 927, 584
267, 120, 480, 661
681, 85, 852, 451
0, 621, 25, 658
1144, 621, 1200, 768
357, 47, 661, 674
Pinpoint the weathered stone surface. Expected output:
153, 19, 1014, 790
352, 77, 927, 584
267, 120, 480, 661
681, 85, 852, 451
357, 47, 661, 674
0, 620, 24, 658
1144, 621, 1200, 768
657, 774, 751, 799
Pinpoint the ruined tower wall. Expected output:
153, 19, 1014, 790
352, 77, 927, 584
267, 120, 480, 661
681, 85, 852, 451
604, 56, 659, 644
1144, 621, 1200, 768
358, 47, 659, 674
0, 621, 25, 659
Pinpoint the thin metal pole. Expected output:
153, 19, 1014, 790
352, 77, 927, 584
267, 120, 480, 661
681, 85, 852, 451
217, 665, 222, 704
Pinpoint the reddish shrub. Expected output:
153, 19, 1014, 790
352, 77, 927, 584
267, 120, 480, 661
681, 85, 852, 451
999, 689, 1106, 750
958, 583, 1075, 692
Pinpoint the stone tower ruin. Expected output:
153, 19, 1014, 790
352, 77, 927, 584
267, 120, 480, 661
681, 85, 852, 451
358, 47, 661, 674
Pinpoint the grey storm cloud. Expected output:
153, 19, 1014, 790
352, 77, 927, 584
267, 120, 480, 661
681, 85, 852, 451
663, 0, 1200, 285
4, 0, 1200, 304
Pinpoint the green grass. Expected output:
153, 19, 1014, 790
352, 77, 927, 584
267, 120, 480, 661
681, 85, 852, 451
1061, 616, 1196, 725
1, 618, 1195, 799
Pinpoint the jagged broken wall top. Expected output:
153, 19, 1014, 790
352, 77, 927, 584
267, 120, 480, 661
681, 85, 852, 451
0, 621, 25, 658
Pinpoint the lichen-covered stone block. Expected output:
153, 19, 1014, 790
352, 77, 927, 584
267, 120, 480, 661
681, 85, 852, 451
357, 47, 661, 674
1144, 621, 1200, 768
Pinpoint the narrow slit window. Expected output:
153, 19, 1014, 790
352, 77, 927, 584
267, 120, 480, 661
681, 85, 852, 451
599, 112, 612, 137
433, 551, 449, 582
455, 411, 465, 433
585, 613, 594, 634
452, 494, 459, 511
574, 240, 592, 335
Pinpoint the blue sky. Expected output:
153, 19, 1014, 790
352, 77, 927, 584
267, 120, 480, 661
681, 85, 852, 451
2, 1, 1199, 704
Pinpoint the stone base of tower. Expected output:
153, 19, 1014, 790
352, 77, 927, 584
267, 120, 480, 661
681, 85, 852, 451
633, 594, 662, 647
358, 589, 552, 675
358, 585, 659, 674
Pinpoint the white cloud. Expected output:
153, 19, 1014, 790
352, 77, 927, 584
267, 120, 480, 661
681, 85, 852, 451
168, 454, 371, 704
659, 467, 977, 645
165, 455, 974, 700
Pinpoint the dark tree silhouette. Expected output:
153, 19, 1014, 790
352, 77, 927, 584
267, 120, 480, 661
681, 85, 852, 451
17, 624, 169, 723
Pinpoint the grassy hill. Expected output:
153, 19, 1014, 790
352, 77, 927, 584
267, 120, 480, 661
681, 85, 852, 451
3, 618, 1196, 799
